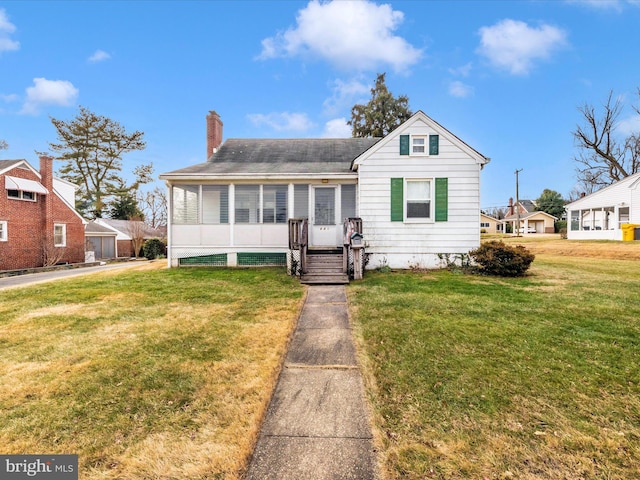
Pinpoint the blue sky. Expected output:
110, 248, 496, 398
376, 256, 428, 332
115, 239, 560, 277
1, 0, 640, 212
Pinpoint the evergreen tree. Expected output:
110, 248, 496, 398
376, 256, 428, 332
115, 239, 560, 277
348, 73, 412, 138
535, 189, 565, 219
49, 106, 148, 218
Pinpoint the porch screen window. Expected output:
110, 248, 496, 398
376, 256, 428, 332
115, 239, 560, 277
570, 211, 579, 231
235, 185, 260, 223
263, 185, 288, 224
202, 185, 229, 224
54, 224, 66, 247
341, 184, 356, 220
406, 180, 431, 219
0, 221, 6, 241
294, 184, 309, 218
173, 185, 199, 224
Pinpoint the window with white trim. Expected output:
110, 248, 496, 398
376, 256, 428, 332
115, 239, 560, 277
412, 136, 427, 154
0, 221, 7, 241
406, 179, 432, 219
7, 189, 37, 201
54, 224, 66, 247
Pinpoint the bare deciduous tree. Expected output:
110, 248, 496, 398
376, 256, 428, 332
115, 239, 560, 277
138, 186, 167, 228
125, 216, 146, 258
574, 89, 640, 191
42, 241, 65, 267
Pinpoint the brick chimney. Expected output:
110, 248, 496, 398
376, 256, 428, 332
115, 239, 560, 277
206, 110, 223, 159
39, 155, 54, 246
508, 197, 514, 216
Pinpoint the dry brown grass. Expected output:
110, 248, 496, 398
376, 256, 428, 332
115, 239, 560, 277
493, 233, 640, 260
0, 264, 304, 479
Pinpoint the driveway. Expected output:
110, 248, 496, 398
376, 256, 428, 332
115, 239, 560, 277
0, 262, 147, 290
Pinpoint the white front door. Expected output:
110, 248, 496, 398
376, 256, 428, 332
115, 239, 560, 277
310, 186, 339, 247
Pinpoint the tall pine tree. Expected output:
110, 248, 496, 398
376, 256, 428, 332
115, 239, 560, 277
348, 73, 412, 138
49, 106, 148, 218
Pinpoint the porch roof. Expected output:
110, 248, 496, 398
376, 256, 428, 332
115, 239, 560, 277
160, 138, 381, 179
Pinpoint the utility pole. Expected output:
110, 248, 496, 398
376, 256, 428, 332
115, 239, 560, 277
515, 169, 523, 237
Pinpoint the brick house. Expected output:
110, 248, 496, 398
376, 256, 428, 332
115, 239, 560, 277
0, 156, 85, 271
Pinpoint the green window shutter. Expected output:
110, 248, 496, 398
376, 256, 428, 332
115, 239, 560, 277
399, 135, 410, 155
435, 177, 448, 222
429, 135, 439, 155
390, 178, 404, 222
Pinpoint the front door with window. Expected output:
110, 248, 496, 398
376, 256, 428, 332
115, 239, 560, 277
310, 186, 339, 247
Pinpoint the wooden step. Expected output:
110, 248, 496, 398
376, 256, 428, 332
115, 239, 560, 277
300, 273, 349, 285
301, 249, 348, 284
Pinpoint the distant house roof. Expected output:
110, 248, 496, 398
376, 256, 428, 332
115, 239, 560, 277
160, 138, 382, 179
85, 221, 118, 236
97, 219, 165, 239
503, 210, 558, 221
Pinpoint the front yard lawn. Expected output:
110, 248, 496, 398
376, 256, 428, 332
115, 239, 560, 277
349, 254, 640, 479
0, 262, 304, 479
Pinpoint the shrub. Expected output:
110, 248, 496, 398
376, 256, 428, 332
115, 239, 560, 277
142, 238, 166, 260
555, 220, 567, 233
469, 240, 534, 277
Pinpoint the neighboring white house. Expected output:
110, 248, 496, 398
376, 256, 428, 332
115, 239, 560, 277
565, 172, 640, 240
159, 110, 490, 270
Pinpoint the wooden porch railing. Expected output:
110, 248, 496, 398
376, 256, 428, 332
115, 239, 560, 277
288, 218, 308, 274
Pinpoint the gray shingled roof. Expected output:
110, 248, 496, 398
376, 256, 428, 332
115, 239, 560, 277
0, 159, 26, 173
85, 221, 118, 235
161, 138, 381, 177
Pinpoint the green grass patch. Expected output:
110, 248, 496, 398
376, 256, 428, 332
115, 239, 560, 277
0, 264, 304, 479
349, 256, 640, 479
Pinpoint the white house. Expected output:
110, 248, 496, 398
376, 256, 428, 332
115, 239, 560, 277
159, 110, 490, 277
565, 172, 640, 240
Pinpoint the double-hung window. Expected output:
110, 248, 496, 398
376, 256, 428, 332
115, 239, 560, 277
412, 136, 426, 154
54, 224, 66, 247
406, 180, 431, 219
391, 177, 448, 223
400, 134, 440, 156
0, 221, 7, 241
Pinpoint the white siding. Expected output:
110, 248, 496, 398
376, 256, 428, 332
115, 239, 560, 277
357, 118, 484, 269
566, 173, 640, 240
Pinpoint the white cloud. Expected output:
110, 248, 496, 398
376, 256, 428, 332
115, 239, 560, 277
0, 8, 20, 54
258, 0, 422, 72
618, 115, 640, 136
21, 78, 79, 115
477, 19, 568, 75
449, 81, 474, 98
247, 111, 315, 132
321, 118, 351, 138
448, 62, 473, 77
88, 49, 111, 63
323, 77, 370, 115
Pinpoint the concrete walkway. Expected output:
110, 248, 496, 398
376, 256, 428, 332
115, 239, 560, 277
246, 285, 378, 480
